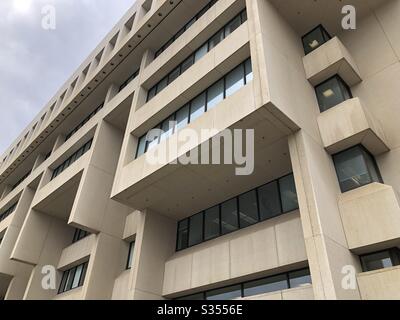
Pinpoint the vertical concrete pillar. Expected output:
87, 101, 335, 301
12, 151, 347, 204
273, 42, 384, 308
129, 210, 176, 300
289, 130, 361, 300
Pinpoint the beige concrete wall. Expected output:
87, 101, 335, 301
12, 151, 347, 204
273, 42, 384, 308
358, 266, 400, 300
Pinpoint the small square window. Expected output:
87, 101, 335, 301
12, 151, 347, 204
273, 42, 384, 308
315, 75, 352, 112
333, 145, 383, 193
302, 25, 331, 55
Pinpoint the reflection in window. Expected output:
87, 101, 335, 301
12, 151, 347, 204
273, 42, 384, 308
58, 261, 88, 294
315, 75, 352, 112
176, 268, 312, 300
206, 285, 242, 300
302, 25, 331, 55
360, 248, 400, 272
176, 174, 298, 251
225, 64, 245, 97
333, 145, 382, 193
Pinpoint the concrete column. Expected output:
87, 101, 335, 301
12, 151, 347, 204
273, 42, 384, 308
288, 130, 362, 300
52, 134, 66, 153
5, 276, 30, 300
104, 83, 119, 105
129, 209, 176, 300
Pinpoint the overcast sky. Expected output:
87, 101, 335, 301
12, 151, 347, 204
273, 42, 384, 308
0, 0, 135, 155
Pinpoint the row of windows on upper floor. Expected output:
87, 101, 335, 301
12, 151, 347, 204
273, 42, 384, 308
51, 139, 93, 181
177, 268, 312, 300
147, 9, 248, 102
0, 201, 17, 223
154, 0, 218, 59
135, 58, 253, 159
176, 173, 298, 251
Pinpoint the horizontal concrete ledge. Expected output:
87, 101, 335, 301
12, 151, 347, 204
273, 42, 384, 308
303, 37, 362, 87
358, 265, 400, 300
317, 97, 389, 155
338, 183, 400, 252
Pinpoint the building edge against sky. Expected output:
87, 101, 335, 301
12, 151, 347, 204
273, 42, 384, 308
0, 0, 400, 300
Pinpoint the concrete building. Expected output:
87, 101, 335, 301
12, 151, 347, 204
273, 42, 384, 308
0, 0, 400, 300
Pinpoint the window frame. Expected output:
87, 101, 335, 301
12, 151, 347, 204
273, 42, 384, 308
314, 75, 352, 112
301, 24, 332, 55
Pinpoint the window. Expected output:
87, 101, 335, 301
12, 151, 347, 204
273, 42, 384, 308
238, 190, 259, 228
190, 93, 206, 122
176, 173, 298, 251
58, 262, 88, 294
51, 139, 93, 180
126, 241, 135, 269
175, 104, 190, 132
176, 219, 189, 251
119, 69, 139, 92
11, 171, 31, 191
147, 9, 248, 102
360, 248, 400, 272
315, 75, 352, 112
257, 181, 281, 220
204, 206, 220, 241
221, 198, 239, 235
153, 0, 218, 59
279, 174, 299, 213
225, 64, 245, 97
333, 145, 382, 193
302, 25, 331, 55
243, 274, 288, 297
0, 202, 18, 222
289, 269, 312, 288
206, 285, 242, 300
137, 59, 252, 159
207, 79, 224, 110
176, 268, 311, 300
160, 115, 175, 142
65, 103, 103, 141
72, 228, 89, 243
188, 213, 203, 247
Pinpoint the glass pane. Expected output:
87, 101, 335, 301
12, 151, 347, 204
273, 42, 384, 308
361, 251, 394, 271
188, 213, 203, 247
333, 146, 372, 192
136, 135, 147, 158
177, 293, 204, 300
127, 241, 135, 269
225, 64, 245, 97
362, 148, 382, 184
302, 26, 330, 55
78, 263, 88, 287
225, 15, 241, 37
258, 181, 282, 220
194, 43, 208, 62
147, 86, 156, 101
204, 206, 220, 240
243, 274, 288, 297
160, 115, 175, 142
208, 29, 224, 50
207, 79, 224, 110
181, 55, 194, 73
72, 264, 83, 289
241, 10, 247, 22
221, 198, 239, 235
278, 174, 298, 212
168, 66, 181, 84
289, 269, 312, 288
238, 190, 259, 228
177, 219, 189, 250
156, 77, 168, 94
190, 92, 206, 122
146, 127, 161, 151
58, 271, 68, 293
315, 76, 350, 112
175, 104, 190, 131
245, 59, 253, 83
206, 285, 242, 300
65, 269, 75, 291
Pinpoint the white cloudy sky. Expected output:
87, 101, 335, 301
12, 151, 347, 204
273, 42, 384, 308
0, 0, 135, 154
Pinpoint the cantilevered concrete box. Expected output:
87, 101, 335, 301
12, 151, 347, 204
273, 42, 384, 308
358, 266, 400, 300
338, 183, 400, 252
317, 97, 389, 155
303, 37, 361, 86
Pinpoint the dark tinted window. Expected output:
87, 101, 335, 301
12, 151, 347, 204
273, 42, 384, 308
258, 181, 281, 220
279, 174, 299, 213
206, 285, 242, 300
243, 274, 288, 297
204, 206, 220, 241
302, 25, 331, 55
315, 76, 352, 112
238, 190, 259, 228
221, 198, 239, 235
188, 213, 203, 247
